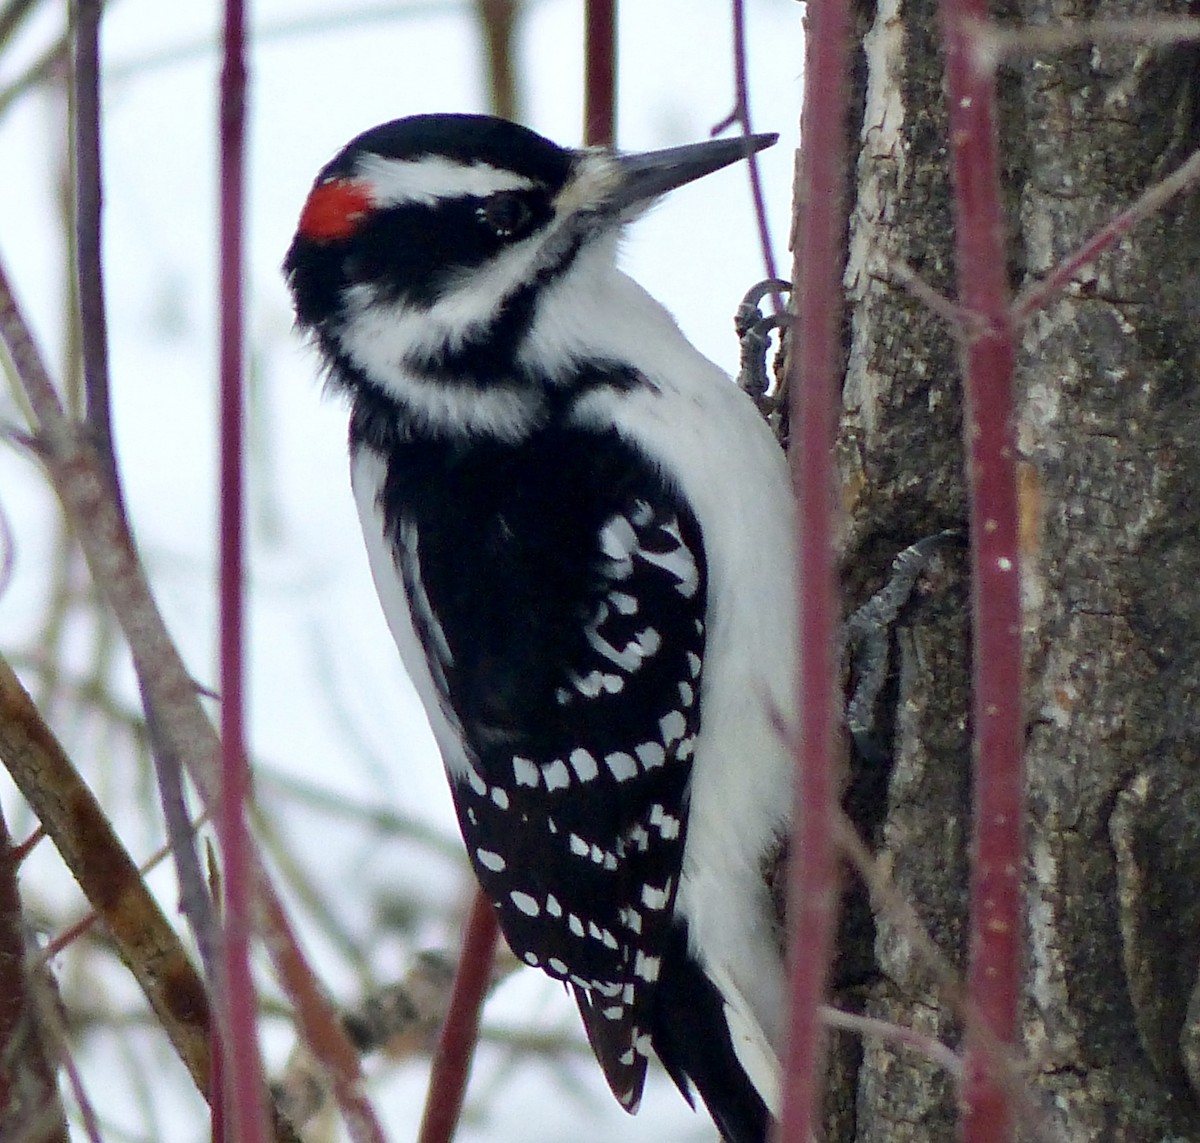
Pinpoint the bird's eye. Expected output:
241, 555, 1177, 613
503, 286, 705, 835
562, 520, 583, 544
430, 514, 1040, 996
478, 193, 533, 239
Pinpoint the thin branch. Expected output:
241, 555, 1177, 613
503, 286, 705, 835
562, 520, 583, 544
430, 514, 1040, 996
0, 32, 68, 122
584, 0, 616, 146
70, 0, 120, 503
474, 0, 521, 122
975, 15, 1200, 70
56, 1037, 104, 1143
834, 819, 1068, 1143
713, 0, 784, 312
259, 888, 388, 1143
417, 893, 501, 1143
147, 707, 222, 978
939, 4, 1025, 1140
0, 0, 43, 52
0, 804, 70, 1143
941, 4, 1028, 1139
38, 810, 208, 964
1011, 144, 1200, 324
216, 1, 268, 1140
882, 254, 983, 339
779, 0, 853, 1135
0, 653, 214, 1097
820, 1005, 964, 1080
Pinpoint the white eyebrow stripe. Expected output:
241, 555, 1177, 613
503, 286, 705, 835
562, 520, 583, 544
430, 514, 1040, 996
356, 154, 537, 206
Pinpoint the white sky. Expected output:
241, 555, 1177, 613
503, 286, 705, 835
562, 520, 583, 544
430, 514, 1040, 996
0, 2, 803, 1139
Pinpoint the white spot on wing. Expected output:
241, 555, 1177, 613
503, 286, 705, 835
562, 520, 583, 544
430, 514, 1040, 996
599, 514, 638, 560
585, 623, 661, 673
543, 758, 570, 790
641, 882, 671, 911
639, 524, 700, 598
571, 668, 624, 697
649, 803, 681, 839
659, 710, 687, 744
476, 848, 506, 872
605, 752, 639, 781
635, 952, 662, 983
569, 748, 599, 781
510, 891, 540, 916
513, 756, 539, 787
635, 742, 665, 769
609, 590, 638, 615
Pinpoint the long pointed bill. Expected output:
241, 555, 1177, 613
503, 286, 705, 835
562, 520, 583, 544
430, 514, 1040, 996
609, 133, 778, 211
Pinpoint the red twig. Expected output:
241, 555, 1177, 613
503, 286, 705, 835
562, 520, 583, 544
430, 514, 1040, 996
713, 0, 784, 304
938, 6, 1024, 1142
216, 2, 266, 1142
778, 0, 852, 1136
260, 889, 388, 1143
584, 0, 616, 146
10, 827, 45, 865
417, 893, 500, 1143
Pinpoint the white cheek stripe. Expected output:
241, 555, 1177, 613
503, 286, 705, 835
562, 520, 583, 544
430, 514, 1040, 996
357, 153, 536, 206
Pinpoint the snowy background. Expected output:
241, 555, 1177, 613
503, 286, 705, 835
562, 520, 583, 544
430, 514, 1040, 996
0, 2, 802, 1139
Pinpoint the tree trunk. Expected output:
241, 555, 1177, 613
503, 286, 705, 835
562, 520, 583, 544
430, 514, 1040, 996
827, 0, 1200, 1137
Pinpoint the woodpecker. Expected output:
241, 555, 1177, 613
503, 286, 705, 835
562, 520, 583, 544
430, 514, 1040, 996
285, 114, 797, 1143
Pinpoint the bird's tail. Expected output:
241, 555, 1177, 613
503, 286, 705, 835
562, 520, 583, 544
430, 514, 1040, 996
649, 923, 779, 1143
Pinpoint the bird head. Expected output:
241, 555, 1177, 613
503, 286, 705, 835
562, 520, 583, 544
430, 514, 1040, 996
284, 114, 775, 430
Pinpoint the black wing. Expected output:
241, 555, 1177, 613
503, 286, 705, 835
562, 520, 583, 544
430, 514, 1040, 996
379, 419, 706, 1109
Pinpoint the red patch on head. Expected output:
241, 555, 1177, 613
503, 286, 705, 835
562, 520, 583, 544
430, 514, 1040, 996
297, 178, 376, 242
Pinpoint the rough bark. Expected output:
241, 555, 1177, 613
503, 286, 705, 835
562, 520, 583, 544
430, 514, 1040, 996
828, 0, 1200, 1138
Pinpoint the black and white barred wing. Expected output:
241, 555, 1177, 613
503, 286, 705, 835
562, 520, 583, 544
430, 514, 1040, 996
402, 486, 707, 1111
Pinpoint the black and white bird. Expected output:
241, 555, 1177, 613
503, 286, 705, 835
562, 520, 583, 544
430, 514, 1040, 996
285, 114, 797, 1143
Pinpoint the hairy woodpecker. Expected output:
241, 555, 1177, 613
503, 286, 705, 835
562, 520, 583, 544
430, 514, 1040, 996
285, 114, 797, 1143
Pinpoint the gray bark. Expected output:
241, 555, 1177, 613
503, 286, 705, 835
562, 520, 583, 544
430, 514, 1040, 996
828, 0, 1200, 1138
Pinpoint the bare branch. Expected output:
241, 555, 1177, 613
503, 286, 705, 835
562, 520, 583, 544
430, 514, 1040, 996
0, 652, 214, 1097
418, 892, 500, 1143
0, 803, 70, 1143
780, 0, 854, 1135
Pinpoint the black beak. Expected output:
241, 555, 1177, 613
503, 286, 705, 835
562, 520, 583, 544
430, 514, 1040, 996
608, 133, 778, 212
